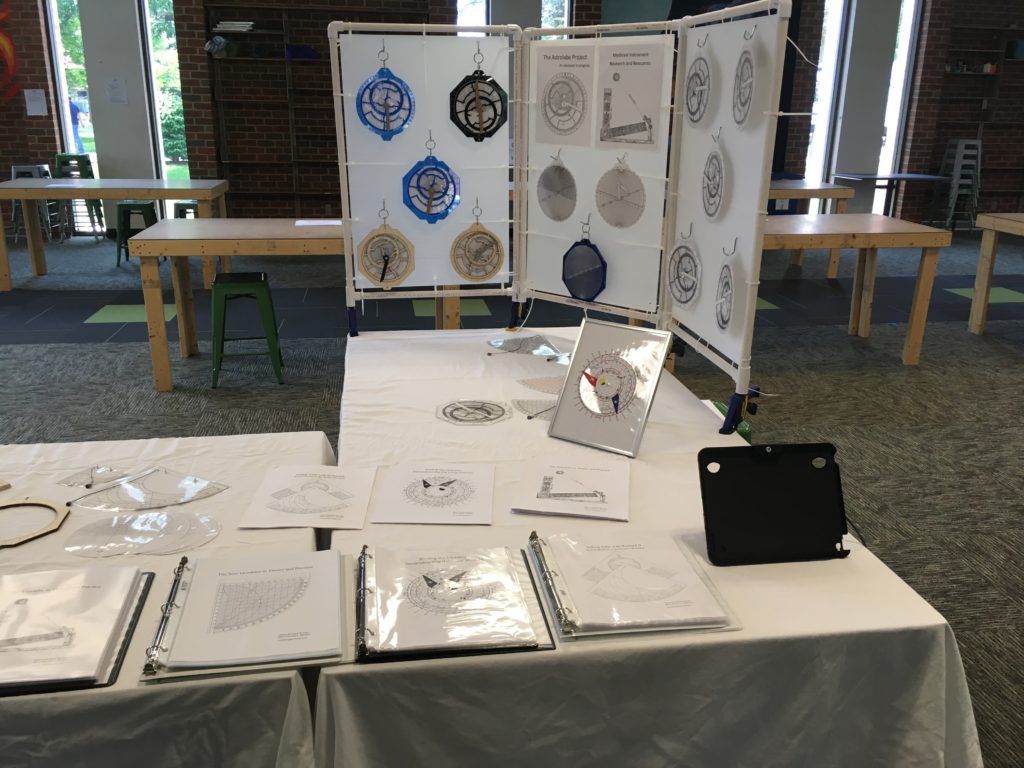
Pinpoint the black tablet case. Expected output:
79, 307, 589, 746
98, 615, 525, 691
698, 443, 849, 566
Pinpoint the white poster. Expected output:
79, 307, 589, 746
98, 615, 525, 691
534, 44, 594, 147
370, 463, 495, 525
596, 41, 666, 152
238, 465, 376, 530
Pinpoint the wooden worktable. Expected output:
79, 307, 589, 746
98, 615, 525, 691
0, 178, 230, 291
969, 212, 1024, 334
767, 179, 855, 276
129, 217, 344, 392
762, 213, 952, 365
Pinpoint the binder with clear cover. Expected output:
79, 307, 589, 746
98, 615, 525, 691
697, 443, 850, 566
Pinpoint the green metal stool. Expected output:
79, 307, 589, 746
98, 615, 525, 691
174, 201, 198, 218
211, 272, 284, 388
115, 200, 158, 266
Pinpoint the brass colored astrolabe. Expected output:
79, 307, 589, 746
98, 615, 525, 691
450, 222, 504, 282
357, 223, 415, 289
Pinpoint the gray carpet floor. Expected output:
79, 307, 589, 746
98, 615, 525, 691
1, 230, 1022, 766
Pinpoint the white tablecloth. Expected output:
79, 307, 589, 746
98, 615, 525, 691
319, 327, 981, 767
0, 432, 335, 768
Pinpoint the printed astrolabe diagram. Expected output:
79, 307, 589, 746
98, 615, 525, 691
732, 49, 755, 126
0, 598, 74, 651
595, 163, 646, 229
357, 224, 414, 289
541, 72, 587, 135
209, 575, 310, 633
668, 242, 701, 306
536, 161, 577, 222
405, 567, 499, 614
582, 553, 684, 602
267, 478, 353, 514
403, 476, 474, 508
685, 56, 712, 124
577, 352, 639, 419
702, 149, 726, 219
450, 223, 504, 282
716, 263, 734, 331
437, 400, 512, 426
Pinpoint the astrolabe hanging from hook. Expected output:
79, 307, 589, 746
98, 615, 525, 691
451, 200, 504, 282
357, 201, 415, 289
561, 214, 607, 303
449, 44, 508, 142
403, 132, 461, 224
356, 41, 415, 141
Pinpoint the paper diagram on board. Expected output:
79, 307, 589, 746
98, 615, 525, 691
371, 463, 495, 525
596, 41, 666, 151
239, 465, 376, 530
534, 44, 594, 147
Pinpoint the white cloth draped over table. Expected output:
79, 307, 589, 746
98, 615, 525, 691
320, 327, 981, 768
0, 432, 335, 768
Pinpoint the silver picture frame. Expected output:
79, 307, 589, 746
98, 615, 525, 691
548, 319, 672, 458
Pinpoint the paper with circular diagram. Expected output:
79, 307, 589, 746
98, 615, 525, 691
534, 44, 594, 147
238, 465, 377, 530
370, 463, 495, 525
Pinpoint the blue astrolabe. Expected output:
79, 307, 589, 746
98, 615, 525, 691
403, 154, 460, 223
356, 67, 415, 141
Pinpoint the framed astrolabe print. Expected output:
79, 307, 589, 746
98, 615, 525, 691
450, 201, 505, 282
449, 44, 508, 142
685, 55, 712, 124
357, 202, 415, 289
537, 152, 577, 222
548, 318, 672, 458
403, 134, 461, 223
732, 48, 755, 126
595, 156, 646, 229
356, 43, 415, 141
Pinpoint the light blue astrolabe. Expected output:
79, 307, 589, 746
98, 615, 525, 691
402, 155, 461, 224
356, 67, 415, 141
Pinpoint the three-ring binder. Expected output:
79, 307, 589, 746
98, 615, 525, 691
528, 531, 580, 634
143, 556, 188, 675
355, 545, 373, 657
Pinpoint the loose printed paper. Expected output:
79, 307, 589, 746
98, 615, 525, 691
370, 463, 495, 525
239, 465, 376, 530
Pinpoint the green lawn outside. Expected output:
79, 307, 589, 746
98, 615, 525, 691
165, 163, 190, 181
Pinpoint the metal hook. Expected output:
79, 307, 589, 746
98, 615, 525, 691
581, 213, 592, 239
425, 130, 436, 153
474, 41, 484, 68
617, 152, 629, 167
378, 199, 389, 223
723, 237, 738, 257
378, 39, 388, 65
473, 197, 482, 223
744, 25, 757, 41
550, 148, 563, 164
680, 222, 693, 240
712, 126, 722, 143
697, 33, 709, 49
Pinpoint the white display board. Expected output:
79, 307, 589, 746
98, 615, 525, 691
331, 27, 516, 298
521, 33, 676, 316
666, 7, 789, 391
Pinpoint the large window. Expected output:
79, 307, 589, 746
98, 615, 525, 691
144, 0, 189, 181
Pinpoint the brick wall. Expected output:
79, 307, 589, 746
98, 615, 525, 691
900, 0, 1024, 219
573, 1, 601, 26
0, 0, 62, 220
175, 0, 452, 218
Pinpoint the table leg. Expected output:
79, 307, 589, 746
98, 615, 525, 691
903, 247, 939, 366
0, 203, 10, 290
857, 247, 879, 338
436, 288, 460, 330
141, 256, 173, 391
848, 249, 867, 335
968, 228, 998, 335
170, 255, 199, 357
197, 200, 217, 288
826, 198, 848, 279
788, 199, 809, 267
23, 200, 47, 277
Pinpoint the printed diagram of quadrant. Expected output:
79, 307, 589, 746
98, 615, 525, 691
403, 476, 474, 508
582, 554, 684, 602
537, 471, 607, 504
209, 575, 310, 633
267, 477, 354, 514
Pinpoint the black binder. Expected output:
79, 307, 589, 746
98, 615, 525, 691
698, 443, 850, 566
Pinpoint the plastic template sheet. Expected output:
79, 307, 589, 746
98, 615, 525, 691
69, 467, 228, 513
64, 511, 221, 558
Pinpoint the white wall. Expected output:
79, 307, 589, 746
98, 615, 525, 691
79, 0, 158, 219
830, 0, 901, 212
